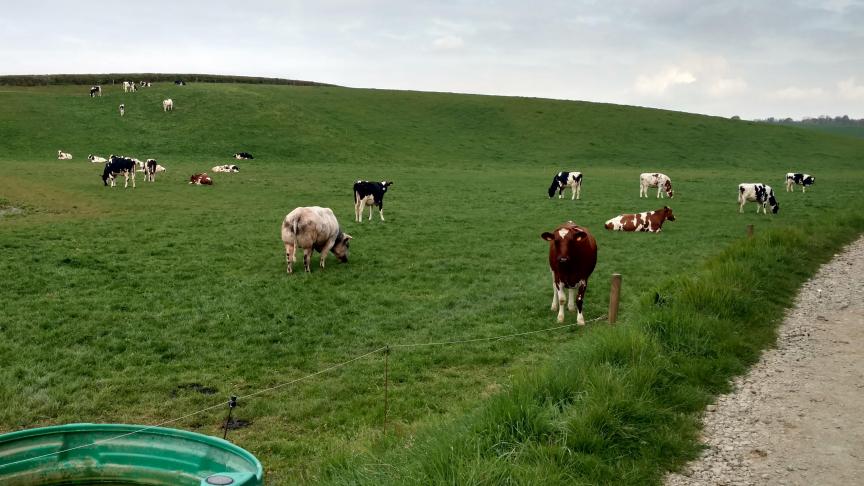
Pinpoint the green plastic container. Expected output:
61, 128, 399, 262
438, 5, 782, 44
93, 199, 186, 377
0, 423, 263, 485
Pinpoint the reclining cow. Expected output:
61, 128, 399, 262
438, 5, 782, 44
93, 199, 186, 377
605, 206, 676, 233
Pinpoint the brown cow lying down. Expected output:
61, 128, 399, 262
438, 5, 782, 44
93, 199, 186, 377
189, 173, 213, 185
281, 206, 352, 273
541, 222, 598, 324
604, 206, 675, 232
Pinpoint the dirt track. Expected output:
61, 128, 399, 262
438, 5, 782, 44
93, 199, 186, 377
666, 236, 864, 486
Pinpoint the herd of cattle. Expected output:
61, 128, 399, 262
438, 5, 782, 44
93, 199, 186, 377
540, 169, 815, 324
65, 82, 821, 325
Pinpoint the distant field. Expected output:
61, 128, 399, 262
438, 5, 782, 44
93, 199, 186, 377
1, 83, 862, 484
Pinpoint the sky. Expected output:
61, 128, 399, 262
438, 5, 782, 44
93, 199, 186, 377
2, 0, 863, 119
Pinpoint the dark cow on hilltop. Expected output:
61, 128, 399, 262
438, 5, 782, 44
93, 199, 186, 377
353, 180, 393, 222
541, 222, 598, 325
785, 173, 814, 193
102, 155, 137, 188
89, 86, 102, 97
739, 183, 779, 214
281, 206, 352, 273
233, 152, 254, 160
547, 171, 582, 200
605, 206, 676, 233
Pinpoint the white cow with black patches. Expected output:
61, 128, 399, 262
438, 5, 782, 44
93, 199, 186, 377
547, 171, 583, 200
738, 183, 779, 214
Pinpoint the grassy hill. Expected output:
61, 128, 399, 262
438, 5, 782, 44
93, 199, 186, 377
1, 82, 862, 484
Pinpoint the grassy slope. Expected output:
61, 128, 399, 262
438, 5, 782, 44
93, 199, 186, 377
0, 83, 862, 484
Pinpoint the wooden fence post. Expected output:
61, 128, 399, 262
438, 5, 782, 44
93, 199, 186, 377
608, 273, 622, 324
747, 224, 754, 238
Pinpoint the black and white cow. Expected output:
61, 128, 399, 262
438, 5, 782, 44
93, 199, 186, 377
547, 171, 583, 200
102, 155, 137, 188
119, 104, 125, 117
785, 173, 814, 193
211, 164, 240, 173
738, 183, 778, 214
175, 80, 186, 85
88, 154, 107, 163
89, 85, 102, 97
353, 180, 393, 222
233, 152, 254, 160
144, 159, 158, 182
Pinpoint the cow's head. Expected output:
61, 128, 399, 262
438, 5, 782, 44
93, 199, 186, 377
662, 206, 676, 221
332, 232, 353, 262
542, 224, 588, 264
664, 179, 674, 198
382, 181, 393, 191
547, 177, 561, 198
768, 195, 779, 214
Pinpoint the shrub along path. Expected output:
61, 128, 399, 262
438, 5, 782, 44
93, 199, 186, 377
666, 236, 864, 486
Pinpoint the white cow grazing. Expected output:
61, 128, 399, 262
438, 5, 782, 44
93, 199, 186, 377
281, 206, 352, 274
88, 154, 107, 163
122, 81, 137, 93
738, 183, 779, 214
639, 172, 674, 198
163, 99, 173, 112
57, 150, 72, 160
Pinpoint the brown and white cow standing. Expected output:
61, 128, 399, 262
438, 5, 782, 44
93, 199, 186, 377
541, 222, 598, 324
281, 206, 352, 273
604, 206, 676, 233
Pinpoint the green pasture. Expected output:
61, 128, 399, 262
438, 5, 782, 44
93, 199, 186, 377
1, 82, 862, 484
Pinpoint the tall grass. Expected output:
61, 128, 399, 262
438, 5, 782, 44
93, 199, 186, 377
323, 214, 864, 485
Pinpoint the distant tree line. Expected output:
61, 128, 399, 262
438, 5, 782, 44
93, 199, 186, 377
754, 115, 864, 126
0, 73, 336, 87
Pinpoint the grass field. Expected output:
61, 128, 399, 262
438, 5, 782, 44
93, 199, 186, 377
1, 82, 863, 484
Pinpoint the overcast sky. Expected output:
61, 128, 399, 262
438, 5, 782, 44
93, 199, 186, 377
2, 1, 862, 119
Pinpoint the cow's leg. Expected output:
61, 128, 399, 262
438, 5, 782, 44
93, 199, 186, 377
567, 287, 576, 311
738, 200, 744, 213
123, 173, 129, 189
379, 207, 385, 221
319, 241, 334, 270
303, 248, 313, 272
556, 283, 566, 323
354, 200, 361, 222
285, 243, 295, 274
368, 204, 373, 221
550, 277, 558, 311
131, 171, 136, 189
576, 280, 587, 325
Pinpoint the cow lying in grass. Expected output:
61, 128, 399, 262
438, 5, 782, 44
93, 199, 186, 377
189, 173, 213, 185
281, 206, 352, 273
88, 154, 107, 163
57, 150, 72, 160
604, 206, 676, 232
212, 164, 239, 173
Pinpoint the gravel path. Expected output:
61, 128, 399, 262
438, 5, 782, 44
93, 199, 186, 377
666, 236, 864, 486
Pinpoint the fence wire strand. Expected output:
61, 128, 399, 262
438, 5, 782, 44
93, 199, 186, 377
0, 315, 606, 469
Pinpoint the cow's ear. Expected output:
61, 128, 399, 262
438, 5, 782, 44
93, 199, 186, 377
572, 229, 586, 241
343, 233, 353, 241
541, 232, 554, 241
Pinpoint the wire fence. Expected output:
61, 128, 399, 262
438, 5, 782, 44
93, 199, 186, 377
0, 314, 607, 470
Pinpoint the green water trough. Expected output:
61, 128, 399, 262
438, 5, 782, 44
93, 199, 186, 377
0, 424, 263, 485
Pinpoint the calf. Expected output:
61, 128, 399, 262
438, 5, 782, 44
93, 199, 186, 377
189, 173, 213, 185
738, 183, 779, 214
547, 171, 582, 200
163, 99, 173, 112
119, 104, 125, 117
639, 172, 674, 198
175, 80, 186, 85
233, 152, 254, 160
102, 155, 137, 188
785, 173, 814, 193
604, 206, 676, 232
211, 164, 240, 173
57, 150, 72, 160
541, 222, 598, 324
353, 180, 393, 222
144, 159, 158, 182
88, 154, 107, 163
89, 85, 102, 97
281, 206, 352, 273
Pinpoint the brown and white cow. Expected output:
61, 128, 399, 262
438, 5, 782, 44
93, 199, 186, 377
281, 206, 352, 273
541, 222, 598, 324
604, 206, 676, 233
639, 172, 673, 198
189, 173, 213, 185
